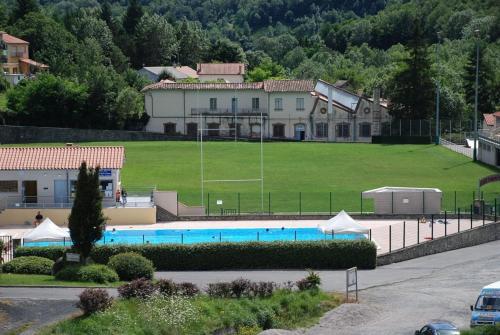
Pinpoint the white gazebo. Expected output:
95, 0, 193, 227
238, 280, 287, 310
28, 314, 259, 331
23, 218, 70, 242
319, 210, 370, 235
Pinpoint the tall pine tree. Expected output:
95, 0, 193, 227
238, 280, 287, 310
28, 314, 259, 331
123, 0, 143, 36
387, 17, 435, 119
68, 162, 106, 262
10, 0, 39, 23
463, 41, 497, 117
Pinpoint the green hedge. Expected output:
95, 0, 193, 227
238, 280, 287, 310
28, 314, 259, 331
2, 256, 54, 275
372, 136, 432, 144
15, 240, 377, 270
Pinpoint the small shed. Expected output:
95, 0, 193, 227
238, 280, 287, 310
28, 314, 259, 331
362, 187, 442, 215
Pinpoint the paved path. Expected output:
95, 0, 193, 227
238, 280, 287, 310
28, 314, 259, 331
1, 240, 499, 334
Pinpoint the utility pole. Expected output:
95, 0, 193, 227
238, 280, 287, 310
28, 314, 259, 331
473, 29, 480, 162
435, 31, 441, 145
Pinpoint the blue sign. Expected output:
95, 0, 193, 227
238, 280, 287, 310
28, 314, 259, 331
99, 169, 112, 177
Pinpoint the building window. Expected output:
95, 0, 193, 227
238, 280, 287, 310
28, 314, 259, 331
275, 98, 283, 111
0, 180, 18, 192
187, 123, 198, 137
252, 97, 260, 110
208, 123, 220, 137
359, 123, 371, 137
229, 123, 241, 137
209, 98, 217, 110
316, 123, 328, 138
231, 98, 238, 113
273, 124, 285, 137
296, 98, 304, 110
250, 123, 261, 137
336, 123, 350, 138
164, 123, 176, 135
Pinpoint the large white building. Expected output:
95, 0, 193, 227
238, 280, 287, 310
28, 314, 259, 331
142, 79, 390, 142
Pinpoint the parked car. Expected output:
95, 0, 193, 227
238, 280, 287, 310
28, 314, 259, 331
470, 281, 500, 327
415, 320, 460, 335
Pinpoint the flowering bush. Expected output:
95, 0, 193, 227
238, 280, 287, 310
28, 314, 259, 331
77, 288, 113, 315
140, 294, 198, 331
118, 278, 156, 299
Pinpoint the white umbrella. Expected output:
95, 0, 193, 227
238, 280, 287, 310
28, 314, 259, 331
319, 210, 370, 234
23, 218, 70, 242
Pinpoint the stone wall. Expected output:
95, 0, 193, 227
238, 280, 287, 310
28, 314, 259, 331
0, 125, 170, 144
377, 221, 500, 266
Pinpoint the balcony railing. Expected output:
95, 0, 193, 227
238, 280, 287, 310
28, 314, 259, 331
191, 107, 268, 116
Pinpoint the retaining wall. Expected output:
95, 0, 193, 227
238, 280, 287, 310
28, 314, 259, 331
377, 221, 500, 266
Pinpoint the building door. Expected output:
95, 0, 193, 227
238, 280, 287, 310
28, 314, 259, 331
22, 180, 37, 203
295, 124, 305, 141
54, 180, 68, 204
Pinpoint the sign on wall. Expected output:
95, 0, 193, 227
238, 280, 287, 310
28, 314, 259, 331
99, 169, 112, 177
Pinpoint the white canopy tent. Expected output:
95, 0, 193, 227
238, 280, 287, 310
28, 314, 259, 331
23, 218, 70, 242
319, 210, 370, 235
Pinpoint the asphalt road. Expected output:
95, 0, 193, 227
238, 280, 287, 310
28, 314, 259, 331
1, 240, 499, 334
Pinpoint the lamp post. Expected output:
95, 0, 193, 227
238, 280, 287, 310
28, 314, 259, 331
473, 29, 480, 162
435, 31, 441, 145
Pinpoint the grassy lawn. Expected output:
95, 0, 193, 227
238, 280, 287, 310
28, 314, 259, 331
4, 141, 499, 213
39, 290, 341, 335
0, 273, 123, 287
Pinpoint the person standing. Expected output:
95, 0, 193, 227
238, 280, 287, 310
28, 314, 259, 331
121, 188, 128, 206
34, 211, 43, 226
115, 188, 121, 206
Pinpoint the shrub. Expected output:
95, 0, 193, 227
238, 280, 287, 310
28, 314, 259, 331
108, 252, 154, 281
249, 281, 276, 298
296, 270, 321, 291
231, 278, 252, 298
256, 308, 275, 329
2, 256, 54, 275
177, 282, 200, 297
156, 279, 200, 297
78, 264, 119, 283
16, 240, 377, 270
77, 288, 113, 315
55, 264, 82, 281
207, 282, 232, 298
118, 278, 156, 299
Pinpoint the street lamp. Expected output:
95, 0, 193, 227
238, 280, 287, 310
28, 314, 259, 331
473, 29, 480, 162
435, 31, 442, 145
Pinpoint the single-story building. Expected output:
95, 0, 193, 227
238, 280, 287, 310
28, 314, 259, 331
363, 187, 442, 215
138, 66, 198, 82
197, 63, 245, 83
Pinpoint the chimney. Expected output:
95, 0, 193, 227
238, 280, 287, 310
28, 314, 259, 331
196, 63, 201, 73
373, 87, 381, 112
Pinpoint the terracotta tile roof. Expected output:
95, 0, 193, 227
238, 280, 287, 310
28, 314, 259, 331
0, 31, 29, 44
484, 112, 500, 126
197, 63, 245, 75
142, 81, 263, 91
0, 146, 124, 170
263, 80, 315, 92
20, 58, 49, 68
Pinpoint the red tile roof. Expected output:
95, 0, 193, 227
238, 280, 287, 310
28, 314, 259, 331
20, 58, 49, 68
0, 146, 124, 170
484, 112, 500, 126
0, 31, 29, 44
142, 81, 263, 91
197, 63, 245, 75
263, 80, 315, 92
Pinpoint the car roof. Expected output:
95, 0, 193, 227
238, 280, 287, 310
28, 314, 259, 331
484, 281, 500, 290
428, 321, 458, 330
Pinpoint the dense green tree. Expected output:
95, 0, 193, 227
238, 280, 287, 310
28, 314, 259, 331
6, 73, 88, 127
134, 13, 178, 68
69, 162, 106, 262
10, 0, 39, 23
208, 38, 247, 63
246, 58, 287, 82
387, 18, 435, 119
175, 19, 209, 67
123, 0, 143, 35
114, 86, 144, 129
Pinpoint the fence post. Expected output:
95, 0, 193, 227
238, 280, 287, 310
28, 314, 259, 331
360, 192, 363, 215
294, 230, 297, 241
257, 232, 259, 242
181, 233, 183, 244
329, 192, 332, 215
299, 192, 302, 216
470, 204, 473, 229
458, 208, 461, 233
369, 229, 372, 241
482, 201, 485, 225
176, 193, 179, 216
219, 232, 222, 242
238, 193, 240, 216
431, 214, 434, 239
403, 221, 406, 248
417, 219, 419, 244
454, 191, 457, 214
207, 192, 210, 216
268, 192, 271, 216
495, 198, 497, 222
389, 225, 392, 253
472, 191, 475, 202
444, 211, 447, 236
422, 191, 425, 213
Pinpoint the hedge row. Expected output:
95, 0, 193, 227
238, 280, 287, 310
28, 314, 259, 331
371, 136, 432, 144
15, 240, 377, 270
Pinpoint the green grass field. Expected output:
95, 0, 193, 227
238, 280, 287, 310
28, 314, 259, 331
7, 141, 498, 214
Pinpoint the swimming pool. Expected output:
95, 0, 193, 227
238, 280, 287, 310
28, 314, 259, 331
23, 227, 366, 247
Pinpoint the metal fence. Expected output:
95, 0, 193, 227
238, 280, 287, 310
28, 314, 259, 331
1, 235, 13, 263
178, 191, 500, 216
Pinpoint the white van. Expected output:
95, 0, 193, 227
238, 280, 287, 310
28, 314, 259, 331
470, 281, 500, 327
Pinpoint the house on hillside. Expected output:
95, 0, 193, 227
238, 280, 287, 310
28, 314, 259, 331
141, 78, 390, 142
483, 112, 500, 129
138, 66, 198, 82
197, 63, 245, 83
0, 31, 48, 85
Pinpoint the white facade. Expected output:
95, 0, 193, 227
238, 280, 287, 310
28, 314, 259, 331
198, 74, 244, 83
478, 137, 500, 168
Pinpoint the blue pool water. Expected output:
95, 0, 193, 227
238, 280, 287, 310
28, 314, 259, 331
23, 227, 365, 247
